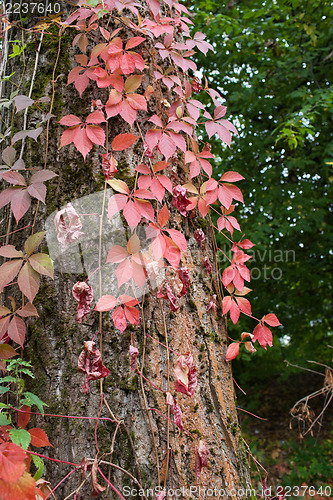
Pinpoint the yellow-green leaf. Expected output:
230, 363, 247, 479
24, 231, 46, 256
28, 253, 54, 279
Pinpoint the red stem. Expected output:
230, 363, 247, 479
11, 406, 115, 423
0, 225, 33, 238
26, 450, 79, 467
95, 393, 104, 454
236, 406, 267, 421
148, 407, 195, 439
98, 468, 126, 500
137, 371, 164, 393
147, 334, 180, 356
44, 468, 77, 499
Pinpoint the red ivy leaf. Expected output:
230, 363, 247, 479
58, 114, 81, 126
17, 406, 31, 430
72, 282, 94, 323
262, 313, 281, 327
226, 342, 240, 361
174, 353, 197, 397
0, 260, 23, 291
94, 295, 118, 312
28, 428, 52, 448
252, 323, 273, 349
0, 442, 27, 483
112, 306, 127, 333
7, 316, 26, 347
78, 341, 110, 393
111, 133, 138, 151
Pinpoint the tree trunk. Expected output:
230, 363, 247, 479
0, 2, 252, 498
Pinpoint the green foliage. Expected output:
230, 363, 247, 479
9, 428, 31, 450
20, 391, 48, 416
281, 435, 333, 486
31, 453, 44, 481
192, 0, 333, 377
0, 358, 47, 416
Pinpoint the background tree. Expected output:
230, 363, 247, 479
192, 0, 333, 384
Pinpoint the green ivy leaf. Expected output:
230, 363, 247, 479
21, 391, 48, 416
9, 428, 31, 450
0, 413, 11, 425
32, 453, 44, 481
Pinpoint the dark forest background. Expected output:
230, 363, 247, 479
191, 0, 333, 489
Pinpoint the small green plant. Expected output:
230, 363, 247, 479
0, 357, 47, 422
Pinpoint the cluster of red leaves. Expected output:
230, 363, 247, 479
0, 405, 52, 499
95, 294, 139, 333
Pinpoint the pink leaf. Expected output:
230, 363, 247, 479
157, 204, 169, 228
73, 127, 93, 158
85, 125, 105, 147
10, 188, 31, 223
14, 95, 34, 113
107, 194, 128, 219
165, 228, 187, 253
16, 303, 38, 318
116, 259, 133, 287
106, 245, 128, 263
27, 182, 46, 203
253, 323, 273, 349
113, 306, 127, 333
95, 295, 118, 312
174, 354, 197, 397
0, 259, 23, 291
262, 313, 281, 327
119, 100, 137, 125
172, 400, 184, 430
123, 200, 141, 227
85, 110, 106, 124
238, 239, 254, 249
1, 171, 26, 186
0, 245, 24, 258
111, 133, 138, 151
29, 170, 57, 184
125, 36, 145, 50
59, 114, 82, 126
235, 296, 251, 316
7, 316, 26, 347
220, 171, 244, 183
226, 342, 240, 361
124, 304, 140, 326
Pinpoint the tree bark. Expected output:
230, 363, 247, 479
0, 2, 252, 498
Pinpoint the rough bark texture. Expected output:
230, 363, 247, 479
0, 4, 252, 498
